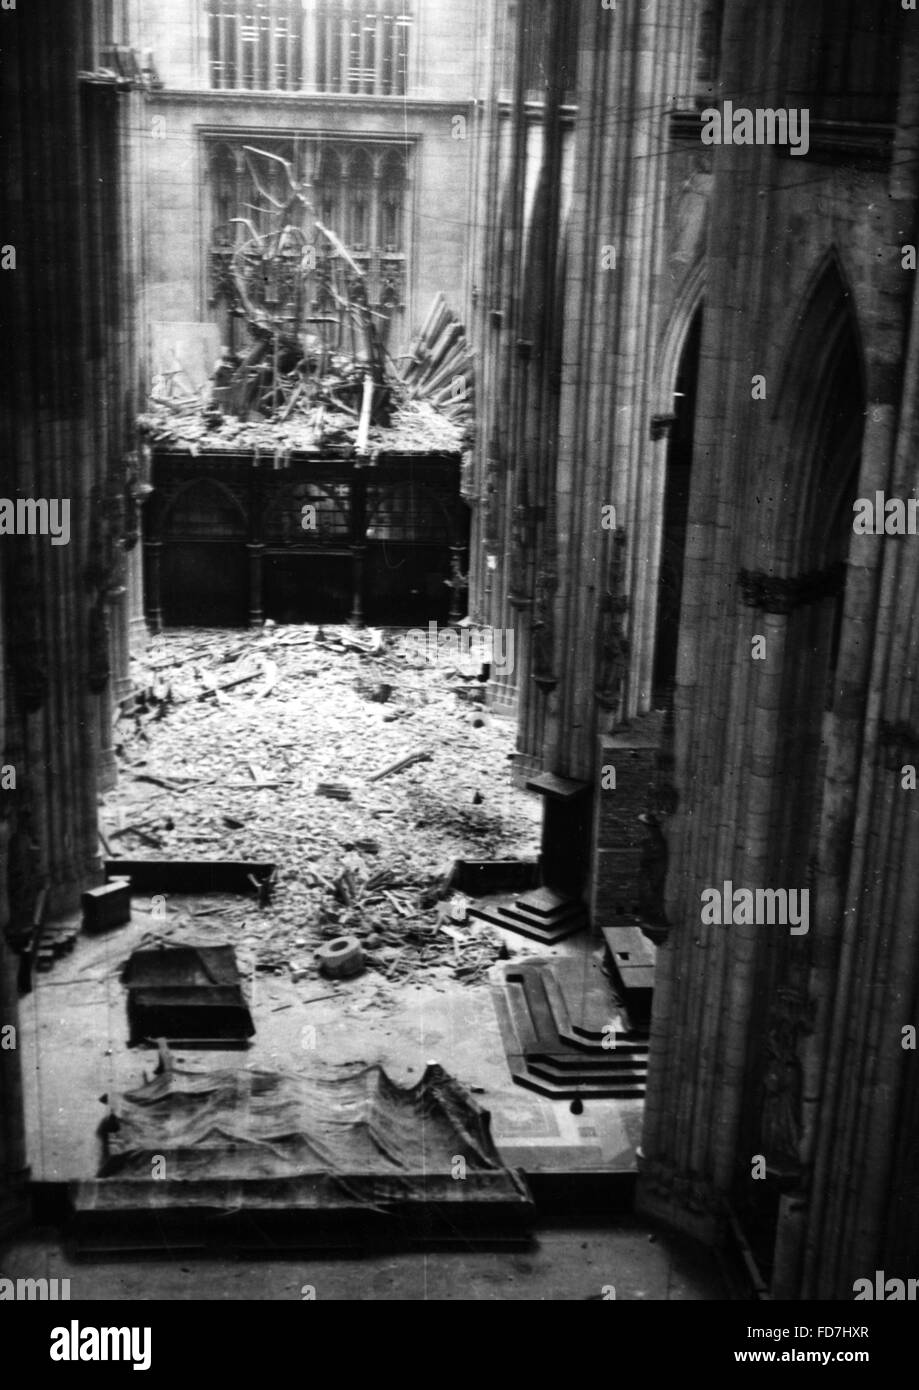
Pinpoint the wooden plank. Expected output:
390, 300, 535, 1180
356, 374, 374, 454
104, 859, 275, 895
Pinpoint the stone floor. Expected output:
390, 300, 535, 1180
1, 1222, 727, 1300
19, 900, 643, 1182
7, 625, 698, 1299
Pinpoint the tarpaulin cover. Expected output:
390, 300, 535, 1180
99, 1061, 528, 1196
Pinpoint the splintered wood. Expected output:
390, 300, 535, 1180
137, 394, 464, 460
396, 294, 475, 430
107, 626, 541, 998
139, 147, 471, 469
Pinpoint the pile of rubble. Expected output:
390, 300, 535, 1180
137, 394, 464, 460
103, 625, 541, 996
137, 145, 473, 458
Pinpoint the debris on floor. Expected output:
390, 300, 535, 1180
102, 626, 541, 999
316, 935, 364, 980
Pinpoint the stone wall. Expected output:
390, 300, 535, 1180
468, 1, 704, 772
132, 0, 484, 364
637, 0, 919, 1300
470, 0, 919, 1296
0, 0, 145, 1240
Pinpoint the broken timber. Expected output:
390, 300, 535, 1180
367, 750, 432, 783
104, 860, 275, 896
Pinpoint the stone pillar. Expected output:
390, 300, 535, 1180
0, 824, 30, 1242
637, 0, 919, 1300
349, 466, 368, 628
447, 545, 468, 625
247, 543, 265, 628
145, 540, 164, 634
127, 480, 152, 655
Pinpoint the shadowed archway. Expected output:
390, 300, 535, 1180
654, 305, 703, 698
732, 253, 867, 1286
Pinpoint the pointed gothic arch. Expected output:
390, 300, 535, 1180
757, 250, 866, 574
651, 277, 706, 698
728, 253, 867, 1281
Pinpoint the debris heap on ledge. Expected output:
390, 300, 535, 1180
137, 146, 473, 461
138, 394, 465, 461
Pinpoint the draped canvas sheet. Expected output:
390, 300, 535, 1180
99, 1060, 529, 1198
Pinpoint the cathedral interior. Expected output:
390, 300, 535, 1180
1, 0, 918, 1312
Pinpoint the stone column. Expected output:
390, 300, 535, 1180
0, 823, 30, 1242
349, 466, 368, 628
144, 540, 164, 634
247, 544, 265, 628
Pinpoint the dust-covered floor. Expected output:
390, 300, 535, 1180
21, 631, 647, 1184
2, 1223, 728, 1301
104, 624, 542, 991
21, 626, 647, 1186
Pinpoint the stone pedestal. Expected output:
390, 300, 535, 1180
525, 771, 592, 899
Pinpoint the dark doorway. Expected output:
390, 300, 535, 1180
654, 307, 703, 698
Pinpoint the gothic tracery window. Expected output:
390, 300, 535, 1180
206, 135, 409, 342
